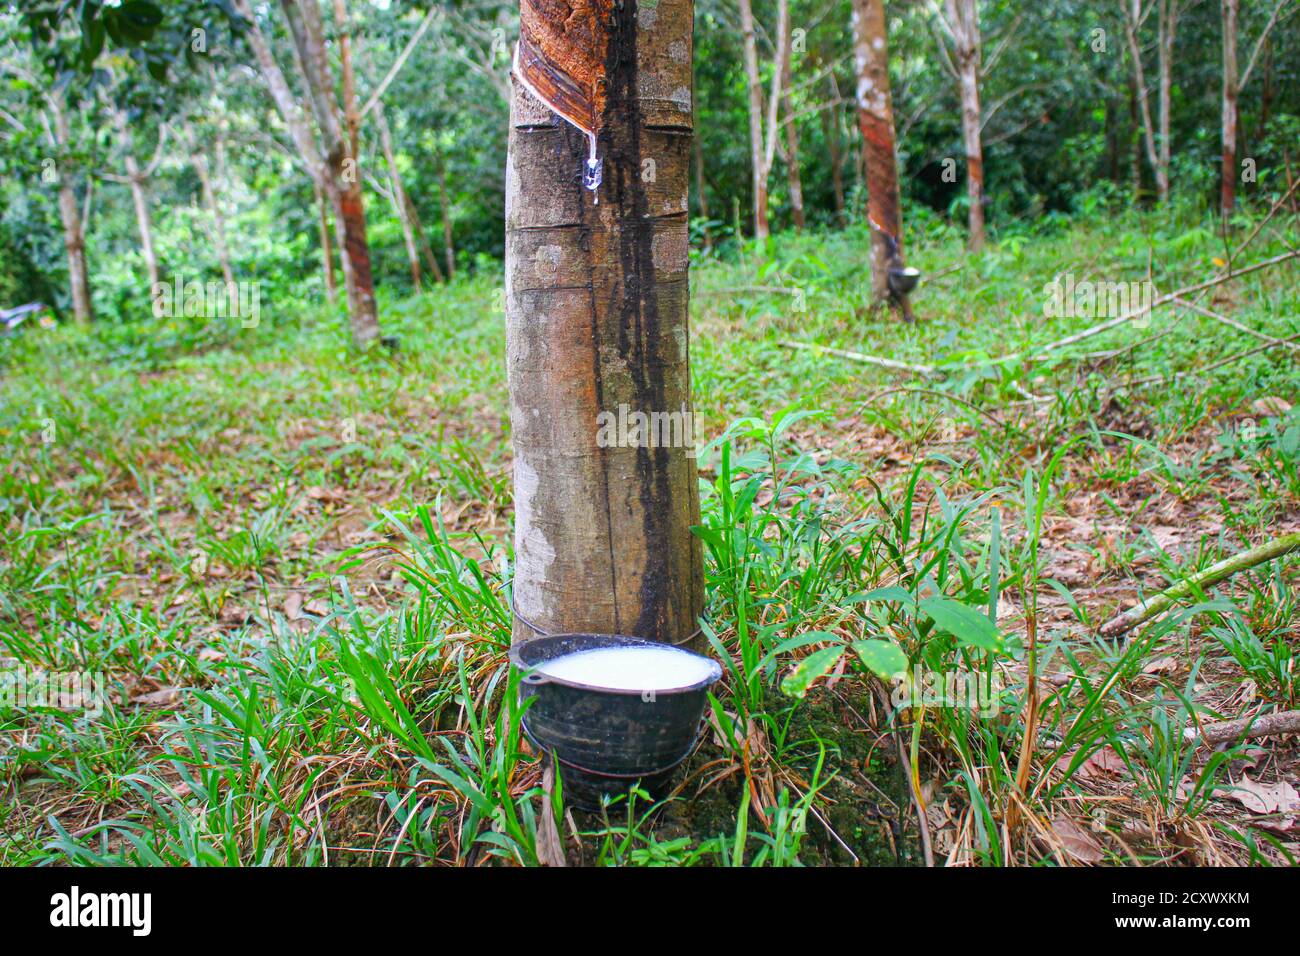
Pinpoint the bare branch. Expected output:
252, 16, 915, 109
981, 10, 1025, 78
359, 5, 441, 119
1239, 0, 1294, 91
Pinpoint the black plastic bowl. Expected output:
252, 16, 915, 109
510, 634, 722, 809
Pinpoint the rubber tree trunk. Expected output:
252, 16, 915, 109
505, 0, 704, 647
114, 111, 160, 291
781, 54, 805, 232
281, 0, 381, 347
1155, 0, 1179, 203
331, 0, 361, 162
236, 0, 339, 306
315, 182, 338, 304
1221, 0, 1239, 218
738, 0, 770, 242
945, 0, 985, 252
437, 154, 455, 280
406, 192, 446, 284
189, 125, 236, 289
853, 0, 911, 319
375, 103, 422, 290
693, 128, 713, 251
824, 83, 847, 222
1123, 0, 1161, 202
52, 96, 92, 325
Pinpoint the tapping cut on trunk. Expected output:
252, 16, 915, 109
513, 0, 614, 194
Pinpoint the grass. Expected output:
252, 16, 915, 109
1, 200, 1297, 866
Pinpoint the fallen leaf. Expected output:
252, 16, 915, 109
133, 688, 180, 707
284, 591, 304, 621
1251, 396, 1292, 417
1224, 775, 1300, 815
536, 763, 567, 867
1056, 745, 1127, 780
219, 602, 249, 625
1142, 656, 1179, 676
1050, 815, 1105, 863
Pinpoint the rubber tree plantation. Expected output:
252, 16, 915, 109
0, 0, 1297, 889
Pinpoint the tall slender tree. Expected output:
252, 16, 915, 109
234, 0, 381, 346
1220, 0, 1291, 218
51, 91, 94, 325
738, 0, 791, 244
936, 0, 986, 251
280, 0, 380, 346
105, 108, 166, 291
1121, 0, 1183, 203
853, 0, 912, 319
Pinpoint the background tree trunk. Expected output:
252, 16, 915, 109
781, 53, 805, 232
331, 0, 361, 162
1221, 0, 1239, 218
315, 182, 338, 304
854, 0, 910, 318
437, 154, 455, 280
824, 85, 847, 223
1122, 0, 1163, 202
693, 129, 713, 250
190, 126, 236, 289
51, 95, 92, 324
1219, 0, 1290, 218
113, 110, 160, 290
505, 0, 704, 647
281, 0, 381, 347
375, 103, 422, 290
1155, 0, 1179, 203
945, 0, 985, 251
739, 0, 770, 242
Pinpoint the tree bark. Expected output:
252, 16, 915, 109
50, 94, 92, 325
692, 127, 712, 250
437, 154, 455, 280
737, 0, 789, 243
738, 0, 770, 242
1220, 0, 1290, 219
315, 181, 338, 304
1221, 0, 1239, 218
189, 125, 236, 289
281, 0, 381, 347
235, 0, 337, 302
1155, 0, 1179, 203
113, 110, 160, 291
375, 102, 422, 290
405, 191, 446, 285
505, 0, 704, 647
945, 0, 985, 252
1122, 0, 1176, 203
825, 83, 847, 222
331, 0, 361, 162
853, 0, 910, 318
781, 52, 805, 232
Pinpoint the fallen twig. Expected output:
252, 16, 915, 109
700, 284, 801, 297
1099, 532, 1300, 638
1173, 296, 1300, 354
1126, 330, 1300, 388
1184, 708, 1300, 745
780, 340, 940, 377
1012, 249, 1300, 364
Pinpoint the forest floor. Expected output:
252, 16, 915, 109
1, 205, 1298, 866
